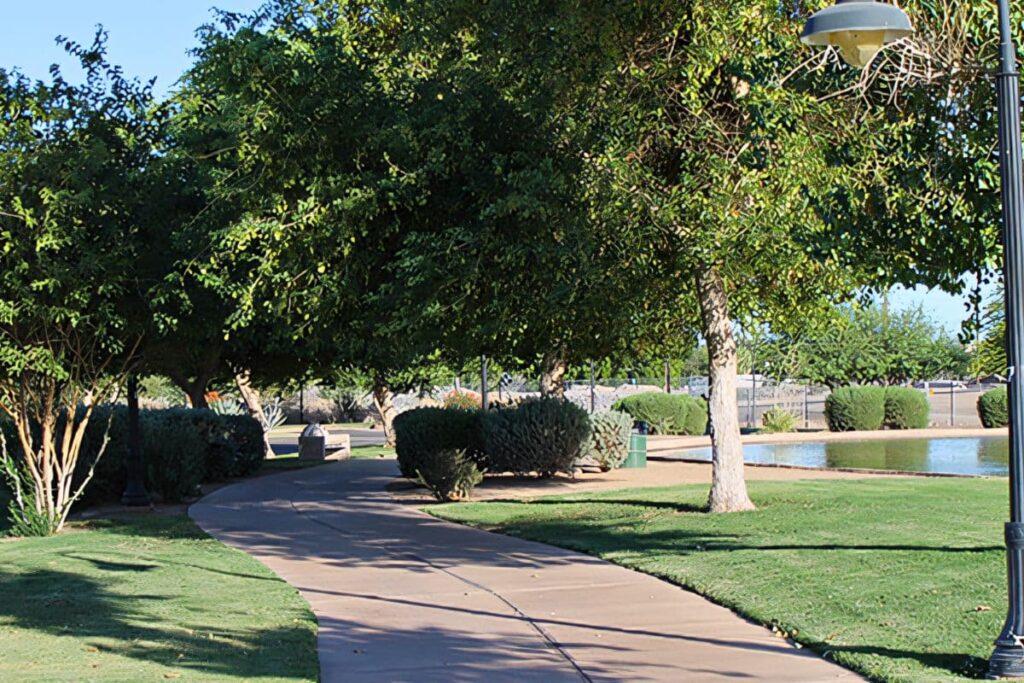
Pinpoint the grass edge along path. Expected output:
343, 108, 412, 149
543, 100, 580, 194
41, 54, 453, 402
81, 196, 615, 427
431, 477, 1009, 682
0, 514, 318, 682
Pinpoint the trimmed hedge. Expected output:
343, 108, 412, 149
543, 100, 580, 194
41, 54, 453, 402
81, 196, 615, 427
884, 387, 930, 429
394, 408, 485, 479
484, 398, 590, 477
825, 386, 886, 432
72, 407, 265, 505
611, 393, 707, 435
979, 387, 1009, 428
584, 410, 632, 471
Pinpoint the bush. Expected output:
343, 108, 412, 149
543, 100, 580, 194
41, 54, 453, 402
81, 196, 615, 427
415, 449, 483, 502
583, 411, 632, 471
884, 387, 930, 429
72, 407, 264, 505
443, 390, 482, 411
394, 408, 485, 479
484, 398, 590, 477
221, 414, 266, 477
143, 412, 207, 503
825, 386, 886, 432
611, 392, 706, 435
761, 407, 796, 434
979, 387, 1009, 428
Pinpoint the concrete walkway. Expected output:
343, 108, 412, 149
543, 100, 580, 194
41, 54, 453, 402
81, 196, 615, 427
191, 459, 860, 682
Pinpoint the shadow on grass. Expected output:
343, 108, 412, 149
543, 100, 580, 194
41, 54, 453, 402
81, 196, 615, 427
822, 643, 988, 680
0, 567, 314, 680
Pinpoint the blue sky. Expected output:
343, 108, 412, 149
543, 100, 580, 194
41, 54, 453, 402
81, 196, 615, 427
0, 1, 991, 335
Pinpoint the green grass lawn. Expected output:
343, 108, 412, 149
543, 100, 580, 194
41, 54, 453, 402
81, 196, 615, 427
0, 515, 317, 682
432, 478, 1010, 682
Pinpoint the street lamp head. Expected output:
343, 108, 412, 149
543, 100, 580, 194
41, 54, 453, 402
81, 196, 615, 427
801, 0, 914, 68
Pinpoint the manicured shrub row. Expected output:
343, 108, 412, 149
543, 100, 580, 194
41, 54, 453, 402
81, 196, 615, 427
73, 406, 265, 504
395, 399, 595, 497
825, 386, 931, 431
611, 392, 707, 435
978, 387, 1009, 428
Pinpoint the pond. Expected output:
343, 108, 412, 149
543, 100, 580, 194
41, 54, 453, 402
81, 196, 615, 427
673, 436, 1010, 476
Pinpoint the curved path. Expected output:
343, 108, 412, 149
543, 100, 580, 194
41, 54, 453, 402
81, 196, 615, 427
191, 460, 860, 682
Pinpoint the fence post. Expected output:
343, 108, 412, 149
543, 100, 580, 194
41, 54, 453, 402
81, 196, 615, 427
664, 359, 672, 394
803, 383, 809, 430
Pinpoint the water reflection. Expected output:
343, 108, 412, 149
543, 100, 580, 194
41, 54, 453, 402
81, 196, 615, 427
676, 436, 1010, 476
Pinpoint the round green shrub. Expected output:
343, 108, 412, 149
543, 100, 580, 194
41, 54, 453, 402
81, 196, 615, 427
484, 398, 590, 477
583, 410, 632, 470
979, 387, 1009, 428
611, 392, 707, 435
394, 408, 486, 479
883, 386, 930, 429
825, 386, 886, 432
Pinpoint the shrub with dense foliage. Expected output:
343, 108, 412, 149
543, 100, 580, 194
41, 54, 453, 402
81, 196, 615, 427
415, 448, 484, 502
394, 408, 485, 479
611, 393, 707, 435
484, 398, 590, 477
825, 386, 886, 432
761, 407, 797, 434
978, 387, 1009, 428
583, 410, 632, 471
72, 407, 264, 505
884, 386, 931, 429
443, 390, 482, 410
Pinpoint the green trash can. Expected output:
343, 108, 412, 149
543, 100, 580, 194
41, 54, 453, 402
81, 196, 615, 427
622, 421, 648, 469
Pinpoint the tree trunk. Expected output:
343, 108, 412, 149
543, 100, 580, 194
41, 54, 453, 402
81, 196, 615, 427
235, 369, 274, 460
372, 374, 397, 447
696, 266, 755, 513
171, 373, 210, 409
540, 351, 567, 398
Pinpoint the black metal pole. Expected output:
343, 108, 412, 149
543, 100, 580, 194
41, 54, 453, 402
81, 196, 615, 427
590, 360, 596, 414
665, 359, 672, 394
481, 356, 489, 411
989, 0, 1024, 675
121, 374, 150, 507
299, 384, 305, 424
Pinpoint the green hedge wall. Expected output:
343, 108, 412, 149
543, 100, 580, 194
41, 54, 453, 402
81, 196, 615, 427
394, 408, 485, 479
72, 407, 265, 505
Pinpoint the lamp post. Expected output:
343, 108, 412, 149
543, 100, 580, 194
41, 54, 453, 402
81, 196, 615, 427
802, 1, 1024, 677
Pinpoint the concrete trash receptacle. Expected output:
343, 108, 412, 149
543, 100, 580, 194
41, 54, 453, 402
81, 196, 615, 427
299, 423, 328, 461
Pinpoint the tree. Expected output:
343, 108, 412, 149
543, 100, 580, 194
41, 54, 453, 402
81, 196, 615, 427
573, 2, 868, 511
767, 302, 970, 387
0, 34, 162, 534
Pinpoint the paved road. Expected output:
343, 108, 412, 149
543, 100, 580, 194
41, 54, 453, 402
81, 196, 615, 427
190, 460, 860, 682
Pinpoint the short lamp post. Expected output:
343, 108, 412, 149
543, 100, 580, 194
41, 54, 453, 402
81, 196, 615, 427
802, 1, 1024, 677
